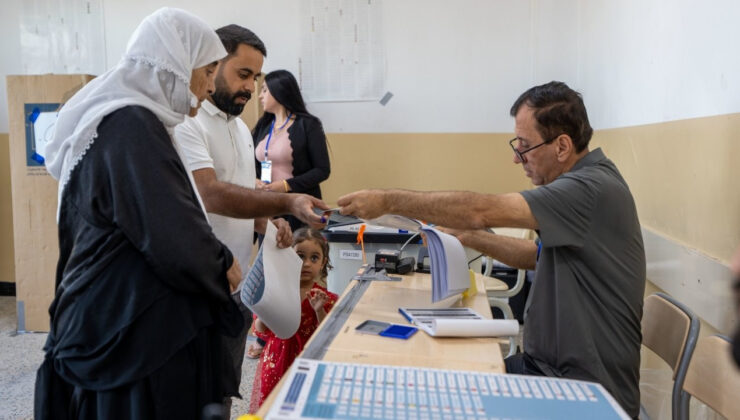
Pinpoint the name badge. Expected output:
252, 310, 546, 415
261, 160, 272, 184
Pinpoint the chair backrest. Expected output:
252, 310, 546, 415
682, 335, 740, 419
641, 292, 700, 420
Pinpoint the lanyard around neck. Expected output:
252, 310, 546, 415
264, 112, 292, 160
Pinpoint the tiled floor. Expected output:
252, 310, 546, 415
0, 296, 47, 420
0, 296, 259, 420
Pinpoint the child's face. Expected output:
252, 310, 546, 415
294, 239, 326, 283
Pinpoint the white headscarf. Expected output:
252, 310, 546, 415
45, 7, 226, 216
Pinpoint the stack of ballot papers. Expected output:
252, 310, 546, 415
417, 225, 470, 302
399, 307, 519, 337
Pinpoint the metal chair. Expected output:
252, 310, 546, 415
640, 292, 700, 420
681, 335, 740, 419
483, 228, 531, 358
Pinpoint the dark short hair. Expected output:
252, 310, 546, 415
510, 81, 593, 152
293, 227, 332, 279
215, 24, 267, 57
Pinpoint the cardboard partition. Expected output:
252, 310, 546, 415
6, 74, 95, 332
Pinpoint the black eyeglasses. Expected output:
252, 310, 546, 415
509, 135, 559, 162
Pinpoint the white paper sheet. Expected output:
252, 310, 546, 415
32, 111, 58, 160
240, 221, 303, 339
429, 319, 519, 337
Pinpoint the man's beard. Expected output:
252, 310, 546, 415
211, 78, 251, 116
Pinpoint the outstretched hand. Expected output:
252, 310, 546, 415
337, 189, 391, 220
290, 194, 329, 229
272, 218, 292, 248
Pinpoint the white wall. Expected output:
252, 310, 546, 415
0, 0, 537, 134
2, 1, 740, 133
0, 0, 24, 135
103, 0, 537, 133
574, 0, 740, 129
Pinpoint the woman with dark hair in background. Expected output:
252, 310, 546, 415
253, 69, 330, 231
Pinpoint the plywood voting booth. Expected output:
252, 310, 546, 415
6, 74, 95, 332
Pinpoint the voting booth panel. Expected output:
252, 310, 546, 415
6, 74, 95, 332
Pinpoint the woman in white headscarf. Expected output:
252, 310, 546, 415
35, 8, 242, 420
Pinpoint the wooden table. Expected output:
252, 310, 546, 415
256, 271, 509, 417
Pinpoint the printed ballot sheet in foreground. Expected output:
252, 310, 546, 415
267, 359, 631, 420
240, 220, 303, 339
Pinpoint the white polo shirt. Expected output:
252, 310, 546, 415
174, 99, 256, 268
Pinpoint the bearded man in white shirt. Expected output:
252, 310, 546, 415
175, 24, 327, 413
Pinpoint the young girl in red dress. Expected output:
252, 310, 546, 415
249, 228, 338, 410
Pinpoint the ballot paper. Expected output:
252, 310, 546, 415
240, 221, 303, 339
419, 225, 470, 302
268, 359, 631, 420
399, 307, 519, 337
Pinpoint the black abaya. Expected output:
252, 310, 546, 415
35, 106, 243, 420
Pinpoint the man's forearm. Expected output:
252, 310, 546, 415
460, 230, 537, 270
385, 190, 537, 230
200, 181, 293, 219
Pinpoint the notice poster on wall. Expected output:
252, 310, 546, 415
24, 103, 60, 167
299, 0, 385, 102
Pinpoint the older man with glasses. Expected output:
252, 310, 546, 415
337, 81, 645, 419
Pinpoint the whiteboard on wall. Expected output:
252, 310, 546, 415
299, 0, 385, 102
20, 0, 106, 75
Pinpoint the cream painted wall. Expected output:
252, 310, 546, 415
321, 133, 531, 205
592, 114, 740, 264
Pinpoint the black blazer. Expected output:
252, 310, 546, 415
253, 114, 330, 199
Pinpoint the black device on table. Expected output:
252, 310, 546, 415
375, 249, 415, 275
416, 247, 430, 273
